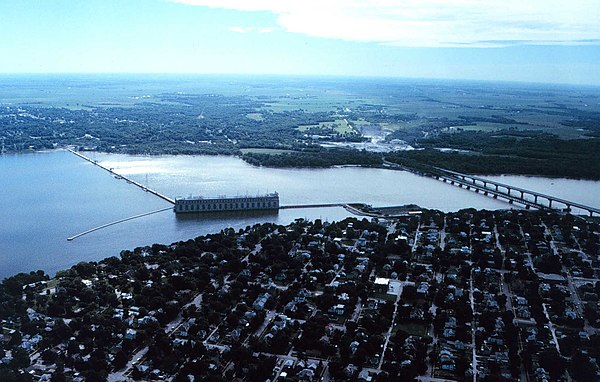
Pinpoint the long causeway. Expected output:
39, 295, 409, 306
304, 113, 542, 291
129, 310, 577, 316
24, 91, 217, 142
66, 148, 175, 205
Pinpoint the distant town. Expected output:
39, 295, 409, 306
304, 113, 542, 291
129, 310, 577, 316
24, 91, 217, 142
1, 209, 599, 381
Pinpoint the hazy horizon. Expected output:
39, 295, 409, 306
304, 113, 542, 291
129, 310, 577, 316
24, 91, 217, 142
1, 72, 599, 90
1, 0, 599, 86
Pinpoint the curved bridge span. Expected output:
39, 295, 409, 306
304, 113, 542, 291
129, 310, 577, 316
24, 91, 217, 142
433, 168, 600, 217
382, 160, 599, 217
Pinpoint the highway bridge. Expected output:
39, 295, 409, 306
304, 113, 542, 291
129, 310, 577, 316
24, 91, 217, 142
433, 168, 600, 216
382, 160, 599, 216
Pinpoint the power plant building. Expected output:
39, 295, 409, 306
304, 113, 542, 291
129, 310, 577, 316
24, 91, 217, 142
174, 192, 279, 214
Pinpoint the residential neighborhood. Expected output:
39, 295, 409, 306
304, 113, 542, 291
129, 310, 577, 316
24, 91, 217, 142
1, 209, 599, 381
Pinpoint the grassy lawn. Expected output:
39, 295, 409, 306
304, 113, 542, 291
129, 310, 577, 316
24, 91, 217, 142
246, 112, 264, 121
373, 292, 398, 301
297, 119, 356, 134
395, 322, 428, 336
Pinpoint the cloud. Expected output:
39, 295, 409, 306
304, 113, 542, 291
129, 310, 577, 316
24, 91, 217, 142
258, 27, 274, 33
169, 0, 600, 47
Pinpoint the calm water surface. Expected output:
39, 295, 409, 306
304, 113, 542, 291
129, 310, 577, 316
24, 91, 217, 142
1, 150, 599, 279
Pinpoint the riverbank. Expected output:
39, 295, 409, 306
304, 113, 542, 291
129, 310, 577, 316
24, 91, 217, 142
5, 140, 600, 180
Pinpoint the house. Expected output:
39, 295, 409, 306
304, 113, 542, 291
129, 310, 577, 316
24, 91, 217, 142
345, 364, 358, 376
443, 328, 456, 339
273, 315, 288, 329
417, 282, 430, 295
535, 367, 550, 382
516, 306, 531, 319
1, 350, 13, 364
374, 278, 389, 293
125, 328, 137, 340
439, 348, 456, 371
329, 304, 345, 316
298, 368, 315, 380
516, 296, 528, 306
445, 317, 457, 328
338, 292, 350, 302
565, 308, 577, 320
388, 280, 403, 295
358, 369, 373, 381
253, 293, 270, 310
239, 269, 251, 277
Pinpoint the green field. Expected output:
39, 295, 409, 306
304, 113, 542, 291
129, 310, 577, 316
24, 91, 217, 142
245, 112, 264, 121
297, 119, 356, 134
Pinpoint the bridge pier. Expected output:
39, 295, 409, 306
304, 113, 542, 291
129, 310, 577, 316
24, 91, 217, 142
431, 167, 600, 216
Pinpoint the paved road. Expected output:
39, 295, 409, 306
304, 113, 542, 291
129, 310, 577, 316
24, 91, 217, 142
107, 346, 148, 382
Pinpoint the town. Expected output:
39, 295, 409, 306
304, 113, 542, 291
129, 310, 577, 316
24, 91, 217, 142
1, 209, 599, 382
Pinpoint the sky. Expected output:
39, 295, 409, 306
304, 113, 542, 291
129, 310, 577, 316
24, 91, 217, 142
0, 0, 599, 85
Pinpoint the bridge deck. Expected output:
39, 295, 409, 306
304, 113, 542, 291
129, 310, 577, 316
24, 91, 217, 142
436, 168, 600, 214
384, 160, 598, 216
435, 174, 544, 210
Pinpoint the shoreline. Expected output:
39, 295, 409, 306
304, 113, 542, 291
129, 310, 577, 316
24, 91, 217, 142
3, 147, 597, 182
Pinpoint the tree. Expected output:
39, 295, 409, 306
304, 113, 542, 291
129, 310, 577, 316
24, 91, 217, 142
10, 348, 30, 370
569, 352, 597, 382
51, 363, 66, 382
113, 350, 128, 370
539, 349, 565, 380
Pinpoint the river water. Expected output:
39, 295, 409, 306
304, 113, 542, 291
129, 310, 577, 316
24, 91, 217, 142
1, 150, 598, 279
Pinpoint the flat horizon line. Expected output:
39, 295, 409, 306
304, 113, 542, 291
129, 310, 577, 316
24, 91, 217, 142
0, 72, 598, 89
